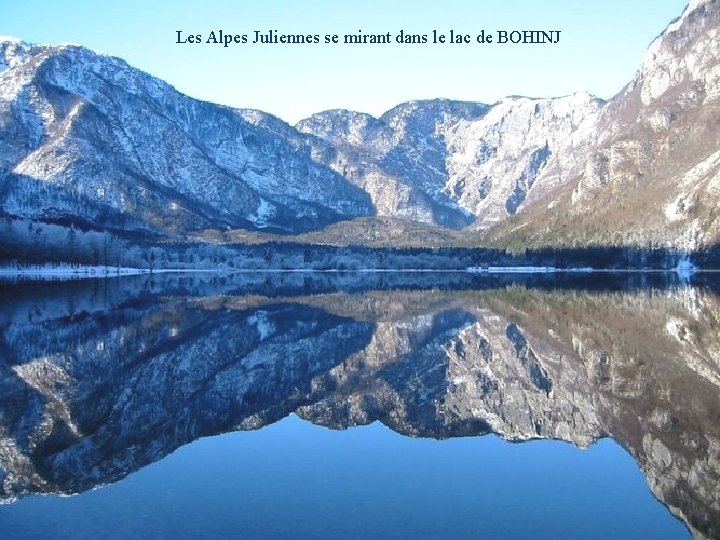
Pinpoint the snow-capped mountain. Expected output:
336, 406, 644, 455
0, 0, 718, 250
0, 38, 607, 237
486, 0, 720, 249
0, 40, 373, 235
295, 94, 602, 230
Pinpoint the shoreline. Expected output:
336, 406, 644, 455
0, 264, 714, 281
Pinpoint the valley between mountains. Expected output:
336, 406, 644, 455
1, 0, 719, 268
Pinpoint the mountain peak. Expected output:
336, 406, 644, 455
1, 1, 719, 248
635, 0, 719, 107
0, 35, 23, 45
688, 0, 715, 12
0, 37, 34, 68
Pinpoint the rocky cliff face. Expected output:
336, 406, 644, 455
0, 35, 599, 238
0, 40, 373, 235
487, 0, 720, 249
2, 0, 717, 249
1, 278, 718, 537
295, 94, 601, 230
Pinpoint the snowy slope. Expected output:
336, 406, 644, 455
0, 0, 718, 247
486, 0, 720, 248
0, 41, 373, 235
296, 95, 602, 230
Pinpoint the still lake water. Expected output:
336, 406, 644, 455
1, 272, 718, 538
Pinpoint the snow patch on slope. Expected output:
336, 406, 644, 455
443, 92, 601, 227
248, 198, 277, 227
248, 311, 275, 340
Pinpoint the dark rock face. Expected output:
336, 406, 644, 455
0, 276, 718, 537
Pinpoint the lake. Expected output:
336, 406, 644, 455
1, 272, 718, 538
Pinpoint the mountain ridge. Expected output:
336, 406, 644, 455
1, 0, 719, 259
486, 0, 720, 249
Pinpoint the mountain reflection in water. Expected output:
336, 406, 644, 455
0, 272, 718, 538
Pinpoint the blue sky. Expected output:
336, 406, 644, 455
3, 0, 687, 123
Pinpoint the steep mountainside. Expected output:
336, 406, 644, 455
295, 94, 602, 230
486, 0, 720, 249
0, 37, 600, 239
0, 40, 372, 235
0, 0, 719, 254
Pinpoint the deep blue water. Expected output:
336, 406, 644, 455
0, 416, 688, 539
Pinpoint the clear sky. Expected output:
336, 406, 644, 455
4, 0, 687, 124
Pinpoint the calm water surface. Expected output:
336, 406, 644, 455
1, 272, 718, 538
